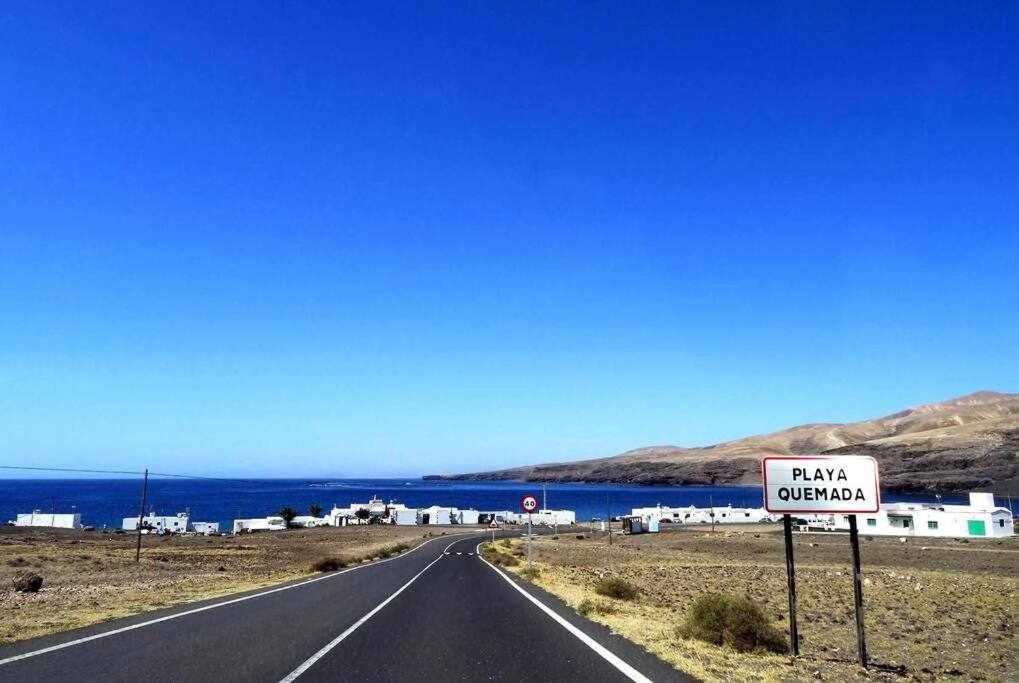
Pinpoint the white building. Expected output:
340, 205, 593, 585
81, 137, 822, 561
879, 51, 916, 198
328, 497, 407, 525
631, 504, 780, 528
460, 509, 481, 525
418, 505, 455, 525
122, 512, 190, 534
825, 492, 1013, 539
14, 511, 82, 529
190, 521, 220, 535
290, 516, 328, 528
393, 508, 418, 526
504, 509, 576, 526
232, 516, 287, 533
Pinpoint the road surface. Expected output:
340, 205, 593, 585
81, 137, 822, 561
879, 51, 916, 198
0, 531, 689, 682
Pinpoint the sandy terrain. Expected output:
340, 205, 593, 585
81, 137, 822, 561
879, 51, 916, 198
0, 524, 453, 645
492, 524, 1018, 682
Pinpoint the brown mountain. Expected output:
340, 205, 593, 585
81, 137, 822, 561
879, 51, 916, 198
428, 391, 1019, 495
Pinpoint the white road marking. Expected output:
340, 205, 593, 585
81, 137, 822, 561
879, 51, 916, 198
0, 533, 474, 669
475, 542, 652, 683
279, 551, 448, 682
456, 552, 462, 555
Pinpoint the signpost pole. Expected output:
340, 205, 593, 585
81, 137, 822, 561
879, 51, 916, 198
527, 514, 532, 568
848, 515, 869, 668
782, 514, 799, 656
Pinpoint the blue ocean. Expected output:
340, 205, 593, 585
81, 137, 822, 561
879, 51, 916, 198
0, 478, 970, 530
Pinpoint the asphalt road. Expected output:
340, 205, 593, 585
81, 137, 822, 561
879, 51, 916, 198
0, 531, 690, 682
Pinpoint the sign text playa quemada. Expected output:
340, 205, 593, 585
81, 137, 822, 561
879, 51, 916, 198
762, 456, 880, 514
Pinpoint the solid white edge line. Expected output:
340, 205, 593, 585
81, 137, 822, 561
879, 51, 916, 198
0, 532, 474, 668
279, 538, 463, 682
475, 542, 653, 683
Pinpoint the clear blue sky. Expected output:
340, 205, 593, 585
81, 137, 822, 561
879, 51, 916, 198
2, 3, 1016, 478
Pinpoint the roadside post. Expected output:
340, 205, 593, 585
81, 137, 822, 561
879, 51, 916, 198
762, 455, 880, 666
521, 494, 538, 568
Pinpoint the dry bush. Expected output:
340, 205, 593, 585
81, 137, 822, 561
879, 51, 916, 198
677, 593, 786, 654
519, 566, 540, 581
594, 577, 639, 601
311, 557, 346, 572
577, 598, 617, 617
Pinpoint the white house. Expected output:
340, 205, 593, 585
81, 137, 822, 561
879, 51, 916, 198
631, 504, 780, 528
122, 512, 190, 534
290, 516, 328, 528
460, 509, 481, 525
504, 509, 576, 526
190, 521, 220, 535
393, 508, 418, 526
14, 511, 82, 529
418, 505, 455, 525
232, 516, 287, 533
328, 497, 408, 525
825, 492, 1013, 539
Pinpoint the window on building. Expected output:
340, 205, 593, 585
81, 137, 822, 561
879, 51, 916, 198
867, 518, 877, 527
927, 521, 938, 530
1000, 519, 1006, 528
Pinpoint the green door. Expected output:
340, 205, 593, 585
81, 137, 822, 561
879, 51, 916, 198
967, 520, 986, 536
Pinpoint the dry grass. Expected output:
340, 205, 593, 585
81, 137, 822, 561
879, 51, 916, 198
0, 525, 448, 644
499, 526, 1019, 682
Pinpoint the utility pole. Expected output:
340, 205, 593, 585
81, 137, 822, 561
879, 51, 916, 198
135, 468, 149, 563
543, 484, 547, 511
710, 495, 715, 534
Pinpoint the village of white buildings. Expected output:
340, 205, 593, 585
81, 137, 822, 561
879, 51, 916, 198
10, 490, 1014, 540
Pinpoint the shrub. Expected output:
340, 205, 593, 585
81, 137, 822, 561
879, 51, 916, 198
575, 534, 585, 540
499, 539, 512, 548
311, 557, 346, 572
594, 577, 639, 601
678, 593, 786, 653
6, 557, 27, 567
578, 598, 617, 617
12, 572, 43, 593
519, 566, 540, 581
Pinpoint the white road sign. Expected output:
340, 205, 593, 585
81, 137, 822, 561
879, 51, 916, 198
762, 456, 880, 514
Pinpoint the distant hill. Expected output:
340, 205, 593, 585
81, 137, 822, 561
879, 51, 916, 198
427, 391, 1019, 495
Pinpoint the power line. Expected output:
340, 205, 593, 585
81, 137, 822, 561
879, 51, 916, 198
0, 465, 278, 486
0, 465, 144, 476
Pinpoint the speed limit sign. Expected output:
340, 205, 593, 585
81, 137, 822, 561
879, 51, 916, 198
520, 494, 538, 513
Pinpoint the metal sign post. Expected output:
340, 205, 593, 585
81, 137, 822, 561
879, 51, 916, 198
527, 514, 532, 568
520, 494, 538, 569
782, 514, 799, 656
763, 456, 880, 667
848, 515, 868, 667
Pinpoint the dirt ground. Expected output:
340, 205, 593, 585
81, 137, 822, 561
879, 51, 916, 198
496, 524, 1019, 683
0, 524, 454, 645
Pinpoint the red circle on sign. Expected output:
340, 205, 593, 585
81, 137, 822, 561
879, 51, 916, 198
520, 494, 538, 513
